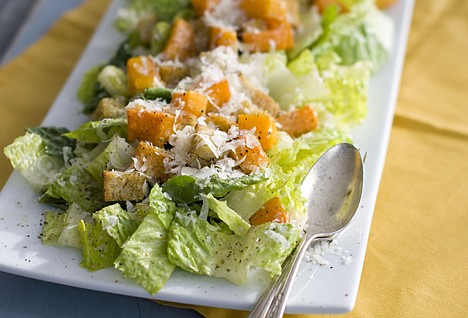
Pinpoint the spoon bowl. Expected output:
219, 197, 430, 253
249, 143, 364, 318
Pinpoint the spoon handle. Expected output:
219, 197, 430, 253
265, 235, 314, 318
248, 234, 314, 318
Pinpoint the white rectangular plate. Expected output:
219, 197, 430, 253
0, 0, 414, 314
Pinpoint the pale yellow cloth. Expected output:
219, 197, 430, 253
1, 1, 467, 317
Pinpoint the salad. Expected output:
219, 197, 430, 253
4, 0, 395, 295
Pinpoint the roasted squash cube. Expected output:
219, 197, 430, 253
127, 56, 163, 96
232, 139, 270, 174
171, 91, 208, 117
241, 0, 287, 21
163, 18, 196, 61
205, 79, 231, 112
242, 21, 294, 52
237, 113, 278, 151
249, 197, 288, 225
277, 105, 318, 137
127, 108, 175, 147
209, 27, 238, 50
192, 0, 220, 17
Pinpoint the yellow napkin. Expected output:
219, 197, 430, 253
1, 1, 467, 317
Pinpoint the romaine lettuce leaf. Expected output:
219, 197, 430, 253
42, 203, 92, 248
167, 213, 301, 284
78, 219, 121, 271
85, 136, 134, 183
203, 193, 250, 236
162, 173, 267, 204
93, 203, 143, 247
64, 118, 128, 144
114, 185, 177, 294
26, 127, 75, 158
43, 165, 104, 212
4, 132, 65, 192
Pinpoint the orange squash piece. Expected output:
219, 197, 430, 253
241, 0, 287, 21
237, 113, 278, 151
209, 27, 238, 50
127, 108, 175, 147
242, 21, 294, 52
277, 105, 318, 137
163, 18, 196, 61
171, 91, 208, 117
313, 0, 350, 13
192, 0, 220, 17
127, 56, 162, 96
205, 79, 231, 112
232, 139, 270, 174
249, 197, 288, 225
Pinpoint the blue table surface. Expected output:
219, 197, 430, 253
0, 1, 203, 317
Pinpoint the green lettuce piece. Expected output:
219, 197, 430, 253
85, 136, 134, 183
97, 65, 129, 97
150, 21, 171, 55
42, 203, 92, 248
4, 132, 65, 192
78, 219, 121, 271
311, 0, 391, 72
77, 65, 103, 104
167, 213, 301, 284
26, 127, 75, 158
114, 185, 177, 294
162, 173, 267, 204
226, 129, 346, 222
64, 118, 128, 144
93, 204, 144, 247
203, 193, 250, 236
318, 52, 371, 127
43, 165, 104, 212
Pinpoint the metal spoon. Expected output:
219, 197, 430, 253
248, 143, 364, 318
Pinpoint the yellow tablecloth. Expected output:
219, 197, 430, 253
1, 1, 467, 317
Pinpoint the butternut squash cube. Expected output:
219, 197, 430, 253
242, 21, 294, 52
205, 79, 231, 112
277, 105, 318, 137
171, 91, 208, 117
209, 27, 238, 50
163, 18, 196, 61
127, 108, 175, 147
127, 56, 162, 96
249, 197, 288, 225
241, 0, 287, 21
237, 113, 278, 151
233, 140, 270, 174
192, 0, 220, 17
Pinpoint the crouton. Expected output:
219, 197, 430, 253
239, 75, 280, 117
103, 171, 148, 202
92, 97, 126, 120
134, 141, 172, 183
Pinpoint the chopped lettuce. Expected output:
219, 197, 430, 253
4, 132, 65, 192
42, 203, 92, 248
167, 213, 301, 284
64, 118, 128, 144
161, 173, 267, 204
311, 0, 391, 72
85, 136, 134, 183
78, 219, 121, 271
203, 193, 250, 236
97, 65, 129, 97
114, 185, 178, 294
43, 165, 104, 212
93, 203, 143, 247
